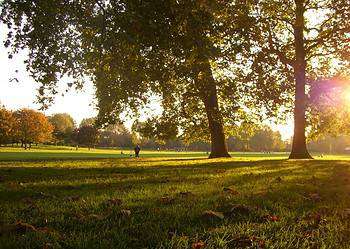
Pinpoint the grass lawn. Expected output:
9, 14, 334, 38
1, 147, 350, 248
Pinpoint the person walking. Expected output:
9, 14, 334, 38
134, 144, 141, 158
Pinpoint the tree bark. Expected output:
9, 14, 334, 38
289, 0, 312, 159
194, 57, 230, 158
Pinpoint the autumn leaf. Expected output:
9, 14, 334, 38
275, 177, 283, 182
120, 209, 132, 217
225, 204, 252, 217
89, 214, 108, 221
179, 191, 193, 197
22, 197, 34, 204
258, 239, 266, 249
223, 187, 239, 195
65, 195, 81, 201
42, 243, 54, 249
192, 240, 205, 249
160, 196, 175, 205
304, 211, 327, 226
105, 198, 123, 206
15, 221, 37, 234
202, 210, 224, 220
341, 208, 350, 218
268, 215, 279, 222
34, 192, 56, 199
250, 236, 266, 249
228, 236, 253, 248
306, 193, 321, 202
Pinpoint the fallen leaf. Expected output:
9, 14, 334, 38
304, 212, 326, 225
228, 236, 253, 248
306, 193, 321, 202
160, 196, 175, 205
275, 177, 283, 182
65, 195, 81, 201
255, 190, 268, 197
179, 191, 193, 197
258, 239, 266, 248
6, 182, 21, 190
216, 169, 226, 173
202, 210, 224, 220
105, 198, 123, 206
36, 226, 58, 235
260, 214, 280, 222
89, 214, 107, 221
341, 208, 350, 218
268, 215, 279, 222
22, 197, 34, 205
34, 192, 56, 199
192, 240, 205, 249
226, 204, 252, 217
223, 187, 239, 195
42, 243, 53, 249
15, 221, 37, 234
120, 209, 131, 217
250, 236, 265, 249
303, 230, 316, 238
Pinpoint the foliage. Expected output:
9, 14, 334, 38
99, 124, 133, 148
246, 0, 350, 115
245, 0, 350, 157
49, 113, 75, 144
250, 126, 285, 152
13, 108, 53, 148
80, 117, 96, 128
0, 107, 16, 145
0, 0, 258, 157
308, 135, 350, 153
133, 118, 178, 144
72, 125, 99, 149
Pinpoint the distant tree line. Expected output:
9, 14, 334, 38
0, 106, 289, 151
7, 106, 347, 153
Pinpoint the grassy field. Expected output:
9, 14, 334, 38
0, 146, 290, 161
1, 147, 350, 248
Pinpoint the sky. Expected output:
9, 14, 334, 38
0, 25, 97, 126
0, 24, 294, 140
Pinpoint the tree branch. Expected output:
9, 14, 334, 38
267, 28, 294, 67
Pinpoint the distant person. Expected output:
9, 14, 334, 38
134, 144, 141, 158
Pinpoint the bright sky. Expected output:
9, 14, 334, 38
0, 24, 293, 140
0, 25, 97, 126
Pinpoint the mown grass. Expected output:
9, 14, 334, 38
1, 148, 350, 248
0, 146, 292, 161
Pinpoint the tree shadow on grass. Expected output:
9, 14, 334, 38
1, 159, 350, 248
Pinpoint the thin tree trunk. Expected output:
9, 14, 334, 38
289, 0, 312, 159
194, 57, 230, 158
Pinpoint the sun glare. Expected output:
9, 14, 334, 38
343, 88, 350, 103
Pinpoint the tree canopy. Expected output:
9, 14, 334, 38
0, 106, 16, 145
13, 108, 53, 148
0, 0, 257, 158
49, 113, 75, 143
1, 0, 350, 158
245, 0, 350, 158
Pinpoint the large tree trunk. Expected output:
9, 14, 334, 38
289, 0, 312, 159
194, 57, 230, 158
